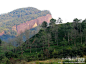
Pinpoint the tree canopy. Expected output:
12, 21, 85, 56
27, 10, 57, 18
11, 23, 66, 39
41, 21, 47, 28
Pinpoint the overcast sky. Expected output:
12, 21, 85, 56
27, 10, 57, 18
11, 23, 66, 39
0, 0, 86, 23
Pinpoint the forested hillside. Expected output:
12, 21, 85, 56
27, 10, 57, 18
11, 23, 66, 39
0, 18, 86, 64
0, 7, 51, 35
0, 7, 52, 42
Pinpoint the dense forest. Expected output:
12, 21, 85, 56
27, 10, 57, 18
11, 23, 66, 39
0, 18, 86, 64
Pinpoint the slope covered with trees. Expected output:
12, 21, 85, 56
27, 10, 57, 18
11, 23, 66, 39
0, 18, 86, 64
0, 7, 51, 35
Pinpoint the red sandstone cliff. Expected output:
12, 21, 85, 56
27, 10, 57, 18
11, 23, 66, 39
12, 14, 52, 35
0, 14, 52, 36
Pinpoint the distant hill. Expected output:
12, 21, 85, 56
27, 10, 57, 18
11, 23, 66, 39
0, 7, 52, 42
0, 7, 52, 36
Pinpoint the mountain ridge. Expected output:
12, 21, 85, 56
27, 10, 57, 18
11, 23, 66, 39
0, 7, 52, 36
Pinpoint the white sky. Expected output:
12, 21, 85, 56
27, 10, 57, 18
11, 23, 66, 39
0, 0, 86, 23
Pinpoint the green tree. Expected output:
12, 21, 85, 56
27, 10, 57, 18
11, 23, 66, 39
82, 20, 86, 44
65, 22, 72, 44
73, 18, 80, 30
79, 20, 82, 44
72, 18, 80, 45
59, 38, 68, 46
41, 21, 47, 28
16, 31, 23, 54
25, 30, 30, 49
0, 39, 2, 45
49, 18, 56, 26
57, 17, 62, 23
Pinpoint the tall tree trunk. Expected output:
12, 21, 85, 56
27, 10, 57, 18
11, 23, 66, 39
80, 24, 82, 44
68, 32, 69, 43
85, 36, 86, 44
56, 31, 58, 46
48, 37, 50, 48
74, 29, 76, 46
43, 42, 44, 51
35, 43, 37, 53
30, 46, 31, 53
55, 32, 58, 46
81, 33, 82, 44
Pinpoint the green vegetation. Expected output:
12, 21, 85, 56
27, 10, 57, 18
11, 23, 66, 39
0, 40, 15, 55
0, 18, 86, 64
41, 21, 47, 28
0, 7, 50, 35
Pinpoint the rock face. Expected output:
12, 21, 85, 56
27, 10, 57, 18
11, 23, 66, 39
0, 31, 4, 36
12, 14, 52, 35
0, 14, 52, 36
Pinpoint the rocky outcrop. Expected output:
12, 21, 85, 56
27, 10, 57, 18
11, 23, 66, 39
33, 22, 38, 28
12, 14, 52, 35
0, 31, 4, 36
